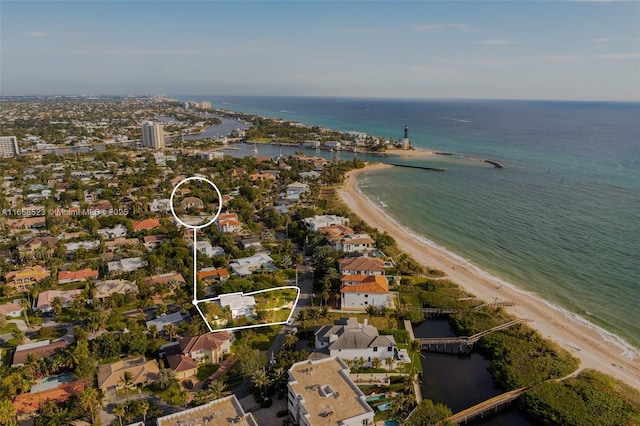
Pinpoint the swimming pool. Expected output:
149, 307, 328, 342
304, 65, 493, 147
365, 395, 385, 402
42, 372, 74, 383
377, 402, 391, 411
383, 420, 399, 426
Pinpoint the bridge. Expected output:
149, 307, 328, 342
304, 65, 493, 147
418, 318, 528, 354
441, 386, 530, 425
405, 300, 516, 318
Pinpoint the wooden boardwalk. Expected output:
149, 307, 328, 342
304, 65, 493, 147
405, 300, 515, 318
418, 318, 528, 353
443, 386, 530, 424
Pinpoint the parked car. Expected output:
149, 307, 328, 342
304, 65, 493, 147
182, 379, 194, 390
202, 379, 212, 390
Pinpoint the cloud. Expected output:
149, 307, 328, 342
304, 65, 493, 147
412, 23, 475, 33
476, 40, 521, 45
341, 28, 388, 35
594, 52, 640, 59
24, 31, 87, 38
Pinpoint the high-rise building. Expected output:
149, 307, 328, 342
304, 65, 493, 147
0, 136, 19, 157
141, 121, 164, 149
200, 101, 211, 109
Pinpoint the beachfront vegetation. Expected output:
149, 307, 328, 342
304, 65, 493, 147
450, 309, 579, 389
520, 369, 640, 426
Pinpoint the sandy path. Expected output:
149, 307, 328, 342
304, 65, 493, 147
338, 163, 640, 390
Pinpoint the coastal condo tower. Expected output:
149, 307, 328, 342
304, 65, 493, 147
0, 136, 19, 157
402, 125, 410, 150
141, 121, 165, 149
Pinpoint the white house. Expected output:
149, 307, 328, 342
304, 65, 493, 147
0, 301, 23, 317
98, 224, 128, 239
215, 212, 243, 233
330, 234, 375, 253
338, 257, 385, 276
229, 253, 276, 277
65, 240, 100, 252
340, 275, 389, 311
314, 317, 409, 365
192, 241, 224, 257
107, 257, 147, 275
148, 198, 171, 213
325, 141, 342, 150
146, 312, 189, 333
302, 215, 350, 232
286, 182, 309, 201
217, 293, 256, 319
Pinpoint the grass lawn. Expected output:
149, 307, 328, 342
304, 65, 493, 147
0, 322, 19, 334
240, 325, 281, 350
196, 363, 220, 381
273, 309, 291, 323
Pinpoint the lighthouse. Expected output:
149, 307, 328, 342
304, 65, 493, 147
402, 125, 409, 150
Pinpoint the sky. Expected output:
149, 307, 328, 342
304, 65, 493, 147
1, 1, 639, 101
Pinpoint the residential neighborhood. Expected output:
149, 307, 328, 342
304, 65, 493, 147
0, 97, 593, 426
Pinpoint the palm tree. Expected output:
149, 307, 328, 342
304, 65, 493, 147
148, 323, 159, 339
206, 380, 229, 400
12, 330, 26, 345
112, 403, 126, 426
385, 357, 395, 372
295, 310, 308, 336
71, 294, 87, 318
51, 297, 63, 317
283, 331, 298, 349
121, 371, 134, 389
20, 297, 31, 328
77, 388, 102, 424
251, 368, 270, 400
164, 323, 177, 340
407, 339, 423, 375
136, 399, 149, 422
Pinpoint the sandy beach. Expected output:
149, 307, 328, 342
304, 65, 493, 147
339, 163, 640, 390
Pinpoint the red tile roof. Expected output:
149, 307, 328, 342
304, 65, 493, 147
58, 268, 99, 283
14, 381, 85, 415
132, 218, 161, 231
340, 275, 389, 294
178, 332, 231, 354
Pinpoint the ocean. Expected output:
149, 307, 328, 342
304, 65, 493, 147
183, 96, 640, 352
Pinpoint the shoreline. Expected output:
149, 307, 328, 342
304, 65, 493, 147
338, 163, 640, 391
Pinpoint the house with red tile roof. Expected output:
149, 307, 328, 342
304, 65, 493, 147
4, 265, 51, 293
58, 268, 99, 284
197, 267, 230, 283
165, 354, 199, 380
132, 218, 161, 231
35, 289, 83, 312
338, 257, 385, 276
340, 275, 389, 311
215, 212, 243, 233
178, 332, 232, 365
13, 380, 85, 419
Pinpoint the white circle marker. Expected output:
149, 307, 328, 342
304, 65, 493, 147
169, 176, 222, 229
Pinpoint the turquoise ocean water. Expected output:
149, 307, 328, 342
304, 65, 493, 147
183, 96, 640, 352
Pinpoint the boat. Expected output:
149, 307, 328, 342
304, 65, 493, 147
253, 143, 259, 154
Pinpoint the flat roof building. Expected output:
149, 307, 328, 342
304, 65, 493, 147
156, 395, 257, 426
287, 357, 374, 426
0, 136, 19, 157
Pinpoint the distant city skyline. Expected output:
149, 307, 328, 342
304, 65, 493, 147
1, 1, 639, 101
